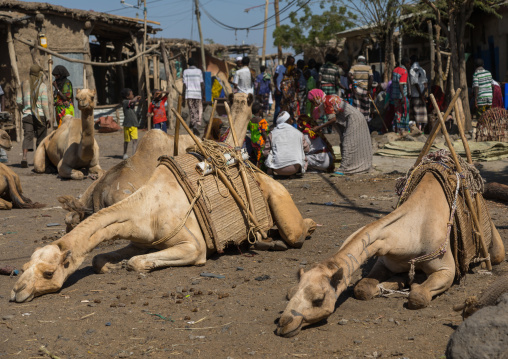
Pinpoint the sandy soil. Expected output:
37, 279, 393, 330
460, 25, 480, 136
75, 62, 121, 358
1, 129, 507, 359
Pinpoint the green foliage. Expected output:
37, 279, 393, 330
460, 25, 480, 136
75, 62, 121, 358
272, 1, 356, 53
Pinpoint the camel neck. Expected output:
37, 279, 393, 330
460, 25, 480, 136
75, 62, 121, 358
80, 107, 95, 160
224, 109, 252, 147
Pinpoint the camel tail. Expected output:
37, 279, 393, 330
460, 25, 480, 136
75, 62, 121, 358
58, 195, 92, 220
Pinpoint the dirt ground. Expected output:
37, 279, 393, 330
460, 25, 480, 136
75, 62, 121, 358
1, 128, 507, 359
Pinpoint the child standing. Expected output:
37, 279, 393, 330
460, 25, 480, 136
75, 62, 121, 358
247, 102, 268, 167
121, 88, 141, 160
148, 89, 169, 132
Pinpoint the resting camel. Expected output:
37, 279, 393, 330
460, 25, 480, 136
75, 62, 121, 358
33, 89, 103, 180
59, 93, 254, 231
10, 154, 316, 302
0, 130, 44, 209
276, 173, 505, 338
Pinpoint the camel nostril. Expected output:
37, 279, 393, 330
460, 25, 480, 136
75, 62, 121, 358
279, 315, 293, 328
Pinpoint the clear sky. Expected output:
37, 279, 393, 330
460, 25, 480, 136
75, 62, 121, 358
45, 0, 339, 57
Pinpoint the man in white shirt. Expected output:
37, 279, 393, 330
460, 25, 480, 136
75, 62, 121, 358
182, 58, 205, 136
232, 57, 253, 95
409, 55, 428, 130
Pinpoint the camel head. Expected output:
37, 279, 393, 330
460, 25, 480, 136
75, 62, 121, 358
224, 93, 254, 146
0, 129, 12, 151
10, 245, 72, 302
76, 88, 96, 111
276, 264, 343, 338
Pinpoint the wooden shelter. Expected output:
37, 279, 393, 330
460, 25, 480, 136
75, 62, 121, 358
0, 0, 160, 140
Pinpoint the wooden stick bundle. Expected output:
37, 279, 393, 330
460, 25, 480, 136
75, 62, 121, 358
173, 95, 183, 156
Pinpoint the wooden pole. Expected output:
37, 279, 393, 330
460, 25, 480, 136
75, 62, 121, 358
224, 102, 257, 222
435, 24, 443, 89
47, 55, 54, 130
427, 21, 435, 85
173, 95, 183, 156
429, 94, 492, 271
194, 0, 207, 73
274, 0, 282, 65
161, 42, 174, 130
171, 108, 266, 238
144, 56, 152, 130
414, 89, 462, 166
262, 0, 269, 66
7, 24, 22, 142
204, 100, 217, 140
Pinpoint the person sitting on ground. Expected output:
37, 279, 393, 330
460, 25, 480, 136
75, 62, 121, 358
16, 64, 50, 168
120, 88, 141, 160
248, 102, 269, 167
297, 115, 334, 172
148, 89, 169, 133
263, 111, 308, 177
308, 89, 372, 175
52, 65, 74, 127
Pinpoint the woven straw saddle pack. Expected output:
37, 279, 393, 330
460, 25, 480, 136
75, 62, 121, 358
158, 153, 273, 253
396, 150, 493, 277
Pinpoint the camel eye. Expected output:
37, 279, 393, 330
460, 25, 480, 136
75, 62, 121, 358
43, 271, 54, 279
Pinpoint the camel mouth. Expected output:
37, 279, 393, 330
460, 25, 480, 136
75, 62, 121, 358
0, 144, 12, 151
276, 315, 304, 338
276, 320, 303, 338
10, 290, 34, 303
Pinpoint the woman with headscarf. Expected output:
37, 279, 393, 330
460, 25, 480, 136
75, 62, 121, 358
297, 115, 334, 172
263, 111, 309, 177
15, 64, 50, 168
308, 89, 372, 175
52, 65, 74, 126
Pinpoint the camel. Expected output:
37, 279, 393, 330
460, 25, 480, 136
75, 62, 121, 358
10, 154, 316, 302
33, 89, 103, 180
58, 93, 254, 231
276, 173, 505, 338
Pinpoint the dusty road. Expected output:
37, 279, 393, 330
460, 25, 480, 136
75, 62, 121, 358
1, 129, 507, 358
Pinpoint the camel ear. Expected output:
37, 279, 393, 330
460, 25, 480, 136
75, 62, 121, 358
330, 267, 343, 290
297, 268, 305, 281
247, 93, 254, 106
76, 89, 81, 94
228, 93, 234, 105
61, 250, 72, 266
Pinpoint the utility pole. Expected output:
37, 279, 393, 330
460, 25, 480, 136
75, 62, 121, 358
262, 0, 269, 66
274, 0, 282, 65
194, 0, 207, 72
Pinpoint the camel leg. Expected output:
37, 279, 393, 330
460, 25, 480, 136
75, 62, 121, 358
92, 243, 149, 273
354, 258, 395, 300
0, 197, 13, 210
58, 160, 84, 180
127, 235, 206, 272
256, 174, 316, 248
489, 220, 505, 265
11, 171, 31, 203
407, 266, 455, 309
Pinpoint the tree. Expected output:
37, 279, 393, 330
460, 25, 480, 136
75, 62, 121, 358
345, 0, 408, 82
272, 1, 357, 61
419, 0, 500, 131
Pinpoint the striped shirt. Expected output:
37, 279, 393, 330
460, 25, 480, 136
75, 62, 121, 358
349, 64, 372, 90
472, 68, 493, 106
319, 62, 340, 87
183, 66, 204, 100
16, 79, 49, 119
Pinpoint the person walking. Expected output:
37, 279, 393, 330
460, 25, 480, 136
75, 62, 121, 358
16, 64, 50, 168
233, 56, 254, 95
392, 57, 411, 132
472, 58, 493, 116
273, 56, 291, 123
148, 89, 169, 133
52, 65, 74, 127
349, 55, 373, 122
318, 53, 340, 96
308, 89, 372, 175
409, 55, 428, 131
182, 58, 205, 136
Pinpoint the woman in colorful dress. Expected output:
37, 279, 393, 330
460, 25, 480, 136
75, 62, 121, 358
52, 65, 74, 127
308, 89, 372, 174
280, 65, 300, 120
247, 102, 269, 166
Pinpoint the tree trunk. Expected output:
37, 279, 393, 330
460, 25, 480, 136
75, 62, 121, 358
383, 25, 394, 82
435, 24, 443, 89
456, 10, 472, 132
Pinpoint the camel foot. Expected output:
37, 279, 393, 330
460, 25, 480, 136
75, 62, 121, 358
126, 257, 154, 273
407, 283, 432, 309
304, 218, 317, 237
354, 278, 380, 300
92, 254, 125, 273
253, 239, 288, 251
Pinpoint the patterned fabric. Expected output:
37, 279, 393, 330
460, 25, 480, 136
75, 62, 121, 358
280, 74, 299, 117
492, 83, 504, 108
259, 93, 270, 114
352, 86, 370, 120
248, 118, 268, 164
187, 98, 203, 127
308, 89, 326, 106
349, 64, 372, 90
297, 115, 335, 172
54, 78, 74, 126
148, 96, 168, 125
319, 62, 340, 91
17, 80, 49, 119
472, 68, 493, 106
410, 97, 428, 124
391, 66, 408, 100
394, 97, 410, 131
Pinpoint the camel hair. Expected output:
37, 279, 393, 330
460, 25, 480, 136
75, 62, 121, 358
33, 88, 103, 180
0, 129, 44, 209
10, 152, 317, 302
58, 93, 254, 232
276, 173, 505, 338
